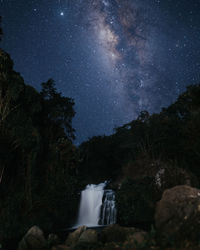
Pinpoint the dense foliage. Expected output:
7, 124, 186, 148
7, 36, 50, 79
116, 177, 157, 227
0, 17, 2, 41
79, 84, 200, 181
79, 84, 200, 227
0, 48, 80, 243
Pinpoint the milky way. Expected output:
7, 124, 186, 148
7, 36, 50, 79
78, 0, 170, 116
81, 0, 200, 116
1, 0, 200, 143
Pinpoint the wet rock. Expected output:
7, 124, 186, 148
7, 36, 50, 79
102, 242, 121, 250
51, 245, 69, 250
47, 234, 60, 248
79, 229, 98, 243
18, 226, 47, 250
100, 224, 141, 243
124, 231, 148, 248
155, 185, 200, 241
65, 225, 87, 246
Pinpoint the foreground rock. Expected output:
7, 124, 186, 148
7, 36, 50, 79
79, 229, 98, 243
100, 224, 147, 245
65, 225, 87, 247
155, 185, 200, 241
48, 234, 60, 248
62, 224, 148, 249
51, 245, 69, 250
18, 226, 47, 250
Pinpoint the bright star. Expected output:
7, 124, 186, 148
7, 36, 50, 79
60, 12, 64, 16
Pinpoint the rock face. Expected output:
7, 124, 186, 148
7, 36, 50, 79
64, 226, 98, 249
18, 226, 47, 250
101, 224, 128, 243
100, 225, 148, 249
100, 224, 143, 243
155, 185, 200, 241
47, 234, 60, 248
51, 245, 69, 250
124, 231, 148, 249
123, 159, 198, 188
65, 225, 87, 247
79, 229, 98, 243
154, 167, 198, 190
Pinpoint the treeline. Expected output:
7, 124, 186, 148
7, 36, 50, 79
79, 84, 200, 183
0, 48, 80, 242
79, 84, 200, 227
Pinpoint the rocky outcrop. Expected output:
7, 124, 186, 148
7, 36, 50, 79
79, 229, 98, 243
155, 185, 200, 241
117, 161, 199, 228
123, 158, 198, 190
101, 224, 127, 243
154, 166, 198, 190
47, 234, 60, 248
65, 225, 87, 247
51, 245, 69, 250
18, 226, 47, 250
100, 224, 145, 243
124, 231, 148, 249
18, 224, 150, 250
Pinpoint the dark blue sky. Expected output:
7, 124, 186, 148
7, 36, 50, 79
1, 0, 200, 143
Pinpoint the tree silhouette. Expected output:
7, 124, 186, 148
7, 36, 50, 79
0, 16, 3, 41
40, 78, 75, 140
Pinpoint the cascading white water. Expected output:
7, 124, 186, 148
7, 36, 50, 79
75, 182, 116, 227
76, 183, 106, 227
99, 190, 117, 225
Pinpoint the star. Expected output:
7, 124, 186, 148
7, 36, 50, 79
1, 0, 200, 143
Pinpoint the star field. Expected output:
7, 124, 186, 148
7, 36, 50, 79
1, 0, 200, 143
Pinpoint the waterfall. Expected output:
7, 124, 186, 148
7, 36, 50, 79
99, 190, 117, 225
75, 182, 116, 227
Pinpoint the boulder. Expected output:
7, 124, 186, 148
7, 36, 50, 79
51, 245, 69, 250
127, 231, 147, 244
65, 225, 87, 246
78, 229, 98, 243
155, 185, 200, 241
100, 224, 140, 243
47, 234, 60, 247
18, 226, 47, 250
102, 242, 121, 250
124, 231, 148, 248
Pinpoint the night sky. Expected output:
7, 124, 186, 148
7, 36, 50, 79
1, 0, 200, 143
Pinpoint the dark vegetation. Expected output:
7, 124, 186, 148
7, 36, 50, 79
0, 47, 80, 243
1, 17, 200, 248
79, 85, 200, 227
80, 86, 200, 184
